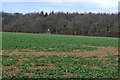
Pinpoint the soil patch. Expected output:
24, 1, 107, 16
2, 45, 118, 57
62, 73, 80, 77
27, 66, 57, 70
89, 66, 102, 69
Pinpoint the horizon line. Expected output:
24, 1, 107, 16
1, 11, 118, 14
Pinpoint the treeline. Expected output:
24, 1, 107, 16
2, 11, 119, 37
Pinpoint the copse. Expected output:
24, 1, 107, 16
2, 11, 118, 37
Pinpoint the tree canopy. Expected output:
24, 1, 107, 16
2, 11, 119, 37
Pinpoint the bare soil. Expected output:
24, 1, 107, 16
2, 45, 119, 77
2, 45, 118, 57
62, 73, 80, 77
88, 66, 102, 69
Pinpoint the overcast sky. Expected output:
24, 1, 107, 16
1, 0, 119, 14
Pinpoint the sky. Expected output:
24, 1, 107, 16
1, 0, 119, 14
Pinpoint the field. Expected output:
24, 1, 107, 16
1, 32, 119, 79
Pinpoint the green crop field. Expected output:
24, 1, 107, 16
1, 32, 119, 79
2, 32, 118, 51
